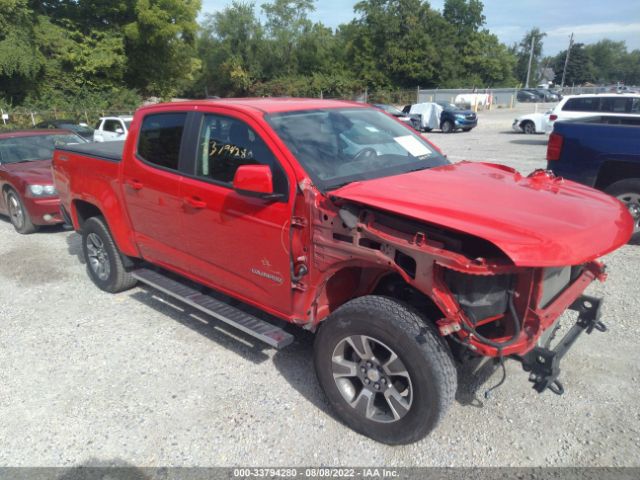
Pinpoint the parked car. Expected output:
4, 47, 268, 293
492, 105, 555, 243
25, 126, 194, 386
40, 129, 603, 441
517, 89, 543, 103
35, 119, 94, 140
403, 102, 477, 133
372, 104, 414, 126
93, 116, 133, 142
545, 93, 640, 133
546, 115, 640, 241
0, 130, 86, 233
53, 99, 631, 445
512, 110, 552, 134
533, 89, 561, 102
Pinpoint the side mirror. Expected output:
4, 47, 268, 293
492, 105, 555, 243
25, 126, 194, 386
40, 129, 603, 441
115, 127, 124, 135
233, 164, 280, 199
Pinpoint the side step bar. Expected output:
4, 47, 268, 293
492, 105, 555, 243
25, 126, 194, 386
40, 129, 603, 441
131, 268, 294, 349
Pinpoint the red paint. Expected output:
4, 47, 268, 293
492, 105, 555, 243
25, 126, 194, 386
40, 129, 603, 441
52, 99, 632, 359
0, 131, 72, 226
332, 161, 633, 267
233, 165, 273, 195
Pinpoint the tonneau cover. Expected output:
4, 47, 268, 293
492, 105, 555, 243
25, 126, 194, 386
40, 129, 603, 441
56, 141, 124, 162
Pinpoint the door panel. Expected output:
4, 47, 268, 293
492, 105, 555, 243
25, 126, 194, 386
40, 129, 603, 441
121, 112, 191, 272
180, 112, 293, 314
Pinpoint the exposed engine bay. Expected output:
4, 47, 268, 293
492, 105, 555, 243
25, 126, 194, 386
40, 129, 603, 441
302, 195, 607, 359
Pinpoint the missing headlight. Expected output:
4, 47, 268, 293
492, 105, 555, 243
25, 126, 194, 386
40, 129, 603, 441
444, 270, 514, 323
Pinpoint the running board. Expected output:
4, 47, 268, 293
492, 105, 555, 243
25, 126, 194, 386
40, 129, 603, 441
131, 268, 294, 349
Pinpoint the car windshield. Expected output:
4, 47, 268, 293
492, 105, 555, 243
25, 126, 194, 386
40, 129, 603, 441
0, 133, 86, 164
376, 104, 404, 116
438, 102, 460, 111
124, 121, 132, 129
59, 123, 94, 135
266, 107, 449, 190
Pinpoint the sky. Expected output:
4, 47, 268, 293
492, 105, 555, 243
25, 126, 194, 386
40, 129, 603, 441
199, 0, 640, 56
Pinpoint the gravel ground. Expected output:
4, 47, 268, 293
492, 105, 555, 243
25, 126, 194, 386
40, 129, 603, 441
1, 104, 639, 468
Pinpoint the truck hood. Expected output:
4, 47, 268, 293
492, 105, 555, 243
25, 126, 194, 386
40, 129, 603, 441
331, 161, 633, 267
1, 159, 54, 184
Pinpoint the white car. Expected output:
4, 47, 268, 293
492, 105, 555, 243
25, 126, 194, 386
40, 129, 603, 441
545, 93, 640, 133
93, 116, 133, 142
512, 111, 551, 134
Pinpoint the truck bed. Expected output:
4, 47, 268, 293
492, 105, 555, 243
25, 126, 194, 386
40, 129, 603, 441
56, 141, 124, 162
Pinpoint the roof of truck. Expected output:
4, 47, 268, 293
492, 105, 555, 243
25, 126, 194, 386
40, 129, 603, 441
140, 98, 365, 115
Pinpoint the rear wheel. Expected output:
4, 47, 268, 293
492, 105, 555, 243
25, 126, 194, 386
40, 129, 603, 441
605, 179, 640, 242
522, 121, 536, 134
5, 189, 37, 234
313, 296, 456, 445
82, 216, 137, 292
441, 120, 454, 133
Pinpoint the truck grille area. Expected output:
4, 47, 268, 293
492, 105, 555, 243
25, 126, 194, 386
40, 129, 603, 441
539, 266, 572, 308
444, 270, 514, 323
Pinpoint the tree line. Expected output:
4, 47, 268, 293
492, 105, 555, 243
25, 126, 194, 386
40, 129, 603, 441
1, 0, 639, 112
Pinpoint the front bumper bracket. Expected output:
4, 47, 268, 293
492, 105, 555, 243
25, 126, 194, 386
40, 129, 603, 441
517, 295, 607, 395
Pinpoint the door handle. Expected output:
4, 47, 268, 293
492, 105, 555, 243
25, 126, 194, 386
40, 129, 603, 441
127, 180, 144, 190
184, 196, 206, 209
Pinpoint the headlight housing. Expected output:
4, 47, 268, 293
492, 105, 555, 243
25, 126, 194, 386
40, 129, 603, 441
28, 184, 57, 197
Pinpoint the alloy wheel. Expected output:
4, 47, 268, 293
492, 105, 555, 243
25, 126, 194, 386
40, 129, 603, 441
617, 192, 640, 234
7, 194, 24, 230
331, 335, 413, 423
86, 232, 111, 281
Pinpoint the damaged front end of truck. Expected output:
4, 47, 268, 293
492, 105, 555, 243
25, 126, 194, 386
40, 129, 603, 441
295, 164, 632, 395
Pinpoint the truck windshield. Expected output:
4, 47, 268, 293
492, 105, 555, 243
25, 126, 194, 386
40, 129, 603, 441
266, 108, 449, 190
0, 133, 86, 164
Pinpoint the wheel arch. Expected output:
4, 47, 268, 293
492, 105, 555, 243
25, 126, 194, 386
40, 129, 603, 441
313, 265, 445, 328
71, 199, 140, 258
594, 160, 640, 191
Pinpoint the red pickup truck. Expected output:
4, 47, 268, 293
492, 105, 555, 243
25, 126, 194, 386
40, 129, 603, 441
53, 99, 632, 444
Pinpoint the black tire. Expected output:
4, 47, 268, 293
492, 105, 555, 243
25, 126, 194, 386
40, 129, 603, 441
5, 189, 37, 234
605, 179, 640, 242
441, 120, 454, 133
82, 216, 137, 293
313, 295, 457, 445
522, 121, 536, 134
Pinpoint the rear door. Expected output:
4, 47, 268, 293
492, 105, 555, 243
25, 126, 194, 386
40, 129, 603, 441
121, 111, 193, 274
179, 110, 294, 315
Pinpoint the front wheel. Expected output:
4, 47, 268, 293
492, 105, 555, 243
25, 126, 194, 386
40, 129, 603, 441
5, 189, 37, 234
605, 179, 640, 242
441, 120, 454, 133
82, 216, 137, 292
522, 121, 536, 134
313, 296, 457, 445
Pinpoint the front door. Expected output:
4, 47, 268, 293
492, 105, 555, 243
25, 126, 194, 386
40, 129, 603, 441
180, 111, 294, 315
121, 111, 192, 274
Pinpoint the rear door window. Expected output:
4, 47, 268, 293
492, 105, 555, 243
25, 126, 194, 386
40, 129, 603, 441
137, 113, 187, 171
600, 97, 631, 113
562, 97, 601, 112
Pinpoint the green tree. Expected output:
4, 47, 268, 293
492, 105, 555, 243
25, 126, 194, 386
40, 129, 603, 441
124, 0, 201, 97
552, 42, 594, 86
511, 27, 546, 86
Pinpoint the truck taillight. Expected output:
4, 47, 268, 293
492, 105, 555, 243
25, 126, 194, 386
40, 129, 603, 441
547, 133, 563, 161
549, 114, 558, 121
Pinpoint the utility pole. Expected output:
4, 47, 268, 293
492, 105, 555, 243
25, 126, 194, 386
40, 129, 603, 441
560, 33, 574, 88
525, 34, 536, 88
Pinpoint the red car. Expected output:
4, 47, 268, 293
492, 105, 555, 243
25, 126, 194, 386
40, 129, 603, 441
0, 129, 86, 233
